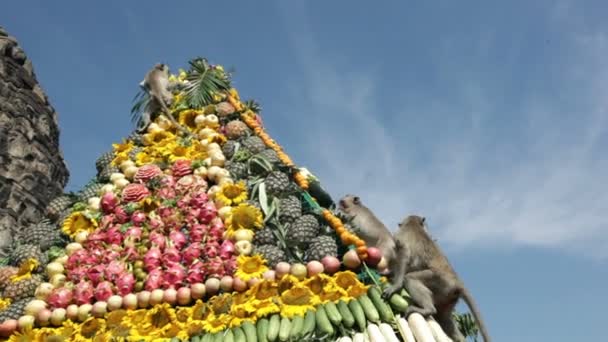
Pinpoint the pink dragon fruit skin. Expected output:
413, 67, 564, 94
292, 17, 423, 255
105, 226, 124, 245
87, 264, 106, 285
116, 272, 136, 296
169, 230, 187, 250
125, 226, 143, 240
203, 240, 220, 258
225, 256, 237, 274
121, 246, 139, 262
182, 243, 202, 265
114, 206, 130, 224
162, 246, 181, 267
189, 193, 209, 208
101, 192, 119, 213
144, 247, 162, 272
131, 211, 147, 226
157, 187, 177, 200
205, 257, 226, 278
163, 264, 186, 288
103, 249, 121, 264
67, 266, 88, 283
197, 202, 217, 223
149, 231, 166, 249
145, 268, 164, 291
160, 175, 176, 188
186, 262, 206, 284
104, 260, 125, 282
220, 240, 235, 259
73, 281, 95, 305
47, 287, 74, 309
95, 281, 114, 302
148, 218, 164, 230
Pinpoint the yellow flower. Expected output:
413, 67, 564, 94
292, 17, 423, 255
162, 321, 187, 339
113, 139, 134, 154
7, 329, 37, 342
144, 130, 175, 145
277, 274, 300, 294
280, 284, 320, 318
227, 203, 263, 232
135, 151, 156, 166
209, 293, 233, 315
215, 181, 248, 206
178, 69, 187, 81
334, 271, 369, 298
178, 109, 201, 130
111, 151, 130, 166
202, 313, 231, 334
186, 320, 206, 338
61, 211, 98, 239
9, 258, 38, 282
250, 280, 279, 301
249, 298, 280, 318
35, 326, 74, 342
146, 303, 177, 330
208, 133, 227, 145
79, 317, 107, 339
191, 300, 209, 321
235, 254, 268, 282
229, 88, 240, 101
175, 306, 193, 323
92, 332, 114, 342
0, 297, 11, 310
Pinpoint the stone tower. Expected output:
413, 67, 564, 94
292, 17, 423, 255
0, 27, 70, 254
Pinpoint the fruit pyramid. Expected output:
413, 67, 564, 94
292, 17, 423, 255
0, 57, 476, 341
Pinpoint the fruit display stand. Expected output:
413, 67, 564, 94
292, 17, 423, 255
0, 58, 472, 341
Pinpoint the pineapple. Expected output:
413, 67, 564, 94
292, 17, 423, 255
242, 136, 266, 154
306, 235, 338, 262
226, 161, 248, 180
285, 215, 320, 246
22, 219, 63, 251
0, 297, 32, 322
10, 244, 47, 270
278, 196, 302, 224
253, 226, 276, 246
97, 165, 120, 182
254, 245, 287, 268
222, 140, 239, 160
225, 120, 251, 140
45, 195, 75, 220
256, 148, 280, 165
128, 146, 143, 160
2, 275, 42, 301
77, 182, 103, 202
95, 150, 115, 172
264, 171, 292, 196
0, 266, 18, 291
128, 131, 144, 146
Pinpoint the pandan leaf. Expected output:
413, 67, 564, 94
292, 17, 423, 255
258, 183, 269, 216
72, 202, 87, 212
0, 257, 8, 266
264, 198, 279, 224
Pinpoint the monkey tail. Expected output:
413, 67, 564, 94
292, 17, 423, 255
461, 287, 491, 342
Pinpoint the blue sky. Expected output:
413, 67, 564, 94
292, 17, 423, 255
2, 1, 607, 340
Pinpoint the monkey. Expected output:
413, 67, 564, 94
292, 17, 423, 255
382, 215, 491, 342
338, 194, 396, 266
137, 63, 190, 135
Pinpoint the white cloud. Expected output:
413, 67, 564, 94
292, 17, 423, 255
277, 2, 608, 259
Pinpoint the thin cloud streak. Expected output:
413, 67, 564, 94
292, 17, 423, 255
277, 2, 608, 259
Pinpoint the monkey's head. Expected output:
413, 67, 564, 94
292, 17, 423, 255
398, 215, 426, 231
338, 194, 362, 217
154, 63, 170, 74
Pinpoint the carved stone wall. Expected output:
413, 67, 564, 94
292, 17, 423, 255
0, 26, 69, 253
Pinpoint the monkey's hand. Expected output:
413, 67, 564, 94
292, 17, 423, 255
382, 284, 402, 299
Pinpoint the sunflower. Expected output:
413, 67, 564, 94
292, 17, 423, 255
9, 258, 38, 283
0, 297, 11, 310
61, 211, 98, 239
235, 254, 268, 282
227, 203, 263, 232
186, 319, 206, 338
277, 274, 300, 294
251, 280, 279, 301
111, 151, 130, 167
334, 271, 369, 298
7, 329, 37, 342
79, 317, 107, 339
35, 326, 74, 342
135, 151, 157, 166
113, 139, 134, 154
175, 306, 193, 323
279, 284, 321, 318
162, 321, 188, 340
191, 300, 209, 321
146, 303, 177, 330
202, 312, 231, 334
178, 109, 201, 130
215, 181, 248, 206
144, 130, 175, 145
209, 293, 233, 315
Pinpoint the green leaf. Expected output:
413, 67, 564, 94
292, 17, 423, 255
264, 198, 279, 224
259, 182, 269, 216
184, 57, 232, 108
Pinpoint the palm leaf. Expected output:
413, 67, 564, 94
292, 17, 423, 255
244, 99, 262, 113
184, 57, 232, 108
130, 87, 151, 127
454, 312, 480, 341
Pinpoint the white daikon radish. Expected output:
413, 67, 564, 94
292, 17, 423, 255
353, 333, 368, 342
367, 323, 387, 342
427, 317, 453, 342
407, 312, 436, 342
379, 322, 400, 342
395, 316, 417, 342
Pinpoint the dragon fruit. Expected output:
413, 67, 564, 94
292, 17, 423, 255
144, 247, 162, 271
114, 206, 130, 224
131, 211, 147, 226
169, 230, 187, 249
95, 281, 114, 302
134, 164, 162, 183
101, 192, 119, 213
171, 159, 192, 178
145, 269, 164, 291
162, 247, 181, 267
164, 264, 186, 288
73, 281, 95, 305
122, 183, 151, 203
105, 226, 124, 245
220, 240, 235, 259
116, 272, 136, 296
186, 262, 206, 284
198, 202, 217, 223
47, 287, 74, 309
104, 261, 125, 282
182, 244, 202, 264
149, 232, 166, 249
87, 264, 106, 285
